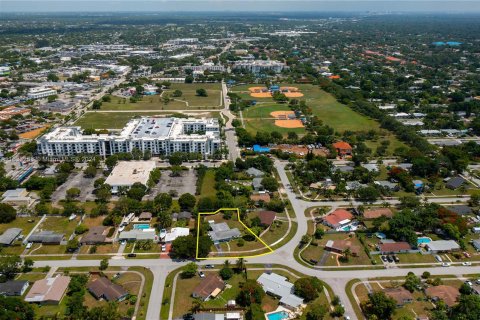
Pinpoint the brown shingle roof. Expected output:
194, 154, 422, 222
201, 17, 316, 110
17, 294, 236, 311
363, 208, 394, 219
80, 226, 107, 244
25, 275, 70, 304
258, 211, 276, 226
138, 212, 152, 220
378, 242, 411, 253
88, 277, 128, 302
383, 287, 413, 305
425, 285, 460, 307
192, 275, 225, 300
325, 240, 361, 256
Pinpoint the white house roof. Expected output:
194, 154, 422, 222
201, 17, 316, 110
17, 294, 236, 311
257, 273, 303, 308
164, 227, 190, 242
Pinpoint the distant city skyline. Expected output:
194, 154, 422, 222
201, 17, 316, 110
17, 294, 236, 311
2, 1, 480, 13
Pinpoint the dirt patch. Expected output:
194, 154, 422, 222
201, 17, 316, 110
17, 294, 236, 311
19, 126, 49, 139
275, 119, 304, 128
270, 111, 296, 119
284, 92, 304, 98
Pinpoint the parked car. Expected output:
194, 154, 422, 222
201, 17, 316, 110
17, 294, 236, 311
465, 280, 473, 286
199, 271, 205, 278
393, 255, 400, 263
205, 264, 215, 269
127, 253, 137, 258
462, 262, 472, 266
26, 242, 32, 249
161, 244, 166, 252
386, 255, 393, 263
441, 262, 451, 267
435, 255, 443, 262
381, 255, 387, 262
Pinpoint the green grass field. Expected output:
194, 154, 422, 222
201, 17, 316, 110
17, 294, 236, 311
74, 111, 220, 130
232, 83, 406, 153
100, 83, 222, 111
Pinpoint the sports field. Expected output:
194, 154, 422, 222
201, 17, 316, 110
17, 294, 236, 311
99, 83, 223, 111
74, 111, 220, 130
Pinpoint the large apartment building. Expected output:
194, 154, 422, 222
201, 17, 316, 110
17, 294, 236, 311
37, 117, 221, 158
27, 87, 57, 99
233, 60, 286, 74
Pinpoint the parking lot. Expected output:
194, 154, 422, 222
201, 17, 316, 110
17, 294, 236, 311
145, 169, 197, 199
51, 167, 101, 203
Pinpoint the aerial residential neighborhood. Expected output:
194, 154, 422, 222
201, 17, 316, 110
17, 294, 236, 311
1, 2, 480, 320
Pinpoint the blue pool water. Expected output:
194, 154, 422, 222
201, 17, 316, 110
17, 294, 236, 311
267, 311, 289, 320
418, 237, 432, 245
133, 224, 150, 230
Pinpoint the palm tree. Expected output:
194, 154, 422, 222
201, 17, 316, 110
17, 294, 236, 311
236, 258, 246, 273
190, 298, 204, 314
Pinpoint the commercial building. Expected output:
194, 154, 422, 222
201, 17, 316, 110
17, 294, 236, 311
105, 161, 156, 194
37, 117, 221, 158
233, 60, 286, 74
27, 87, 57, 99
1, 188, 34, 207
25, 275, 71, 304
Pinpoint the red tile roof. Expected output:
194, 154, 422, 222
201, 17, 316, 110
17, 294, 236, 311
333, 141, 352, 150
323, 209, 354, 226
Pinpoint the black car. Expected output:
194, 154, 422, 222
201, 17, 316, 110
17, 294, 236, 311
393, 255, 400, 263
386, 255, 393, 263
381, 255, 388, 262
127, 253, 137, 258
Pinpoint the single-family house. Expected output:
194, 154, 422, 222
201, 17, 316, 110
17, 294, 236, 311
472, 239, 480, 251
425, 285, 460, 307
383, 287, 414, 307
246, 167, 265, 178
118, 229, 157, 242
163, 227, 189, 243
252, 177, 264, 191
325, 240, 360, 256
173, 211, 193, 221
322, 209, 354, 229
374, 180, 400, 192
445, 205, 472, 216
192, 274, 225, 301
445, 176, 467, 190
425, 240, 460, 253
88, 277, 128, 302
257, 210, 276, 226
80, 226, 108, 245
363, 208, 394, 220
208, 222, 241, 243
28, 231, 64, 245
0, 280, 29, 296
25, 275, 70, 304
332, 141, 352, 157
377, 242, 411, 254
257, 272, 304, 311
250, 193, 271, 204
0, 228, 22, 246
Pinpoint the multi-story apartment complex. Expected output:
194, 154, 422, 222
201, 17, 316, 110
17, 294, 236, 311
37, 117, 221, 158
233, 60, 286, 74
27, 87, 57, 99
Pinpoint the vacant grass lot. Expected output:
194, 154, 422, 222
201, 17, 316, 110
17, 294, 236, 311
0, 217, 38, 236
100, 83, 222, 111
199, 169, 216, 198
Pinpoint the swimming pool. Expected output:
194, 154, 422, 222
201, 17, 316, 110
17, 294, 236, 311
133, 224, 151, 230
418, 237, 432, 245
266, 311, 289, 320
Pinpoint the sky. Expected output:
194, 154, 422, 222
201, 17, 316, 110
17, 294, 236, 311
2, 1, 480, 13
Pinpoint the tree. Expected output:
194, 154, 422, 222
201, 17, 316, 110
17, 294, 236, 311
181, 262, 198, 278
92, 100, 102, 109
219, 267, 234, 280
22, 258, 34, 272
361, 291, 397, 320
47, 94, 58, 103
356, 186, 380, 202
196, 88, 208, 97
0, 255, 21, 280
236, 279, 265, 306
172, 89, 183, 97
190, 297, 204, 314
452, 294, 480, 320
245, 303, 264, 320
235, 258, 246, 273
154, 193, 173, 213
306, 302, 328, 320
294, 277, 323, 301
169, 153, 183, 166
66, 187, 81, 200
84, 165, 97, 178
178, 193, 196, 211
170, 235, 212, 259
261, 176, 279, 192
66, 239, 79, 252
127, 183, 147, 201
0, 203, 16, 223
404, 272, 421, 292
47, 72, 59, 82
99, 258, 109, 271
0, 296, 35, 320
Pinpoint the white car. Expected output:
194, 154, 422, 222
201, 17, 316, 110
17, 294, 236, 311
462, 262, 472, 266
26, 242, 32, 249
119, 226, 125, 232
465, 280, 473, 286
161, 244, 166, 252
159, 229, 167, 239
442, 262, 451, 267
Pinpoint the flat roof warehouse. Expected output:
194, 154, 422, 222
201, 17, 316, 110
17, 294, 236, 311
105, 161, 156, 191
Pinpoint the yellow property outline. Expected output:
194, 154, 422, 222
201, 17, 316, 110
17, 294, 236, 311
196, 208, 274, 260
